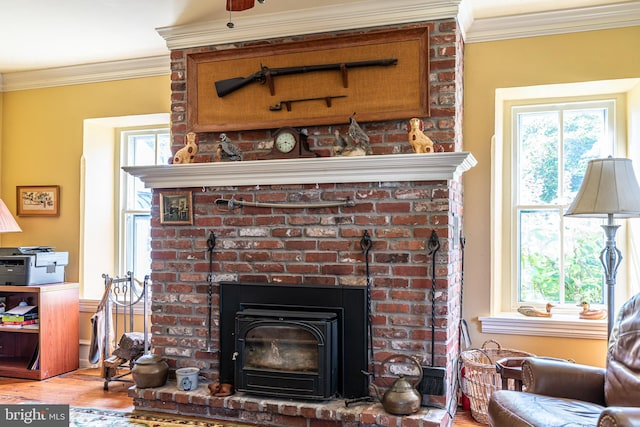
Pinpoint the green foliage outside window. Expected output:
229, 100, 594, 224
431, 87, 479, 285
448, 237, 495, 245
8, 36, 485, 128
516, 103, 612, 306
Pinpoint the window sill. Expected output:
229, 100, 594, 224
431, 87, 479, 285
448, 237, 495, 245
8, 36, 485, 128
478, 313, 607, 340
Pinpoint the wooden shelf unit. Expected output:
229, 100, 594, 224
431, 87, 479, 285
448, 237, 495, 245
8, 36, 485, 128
0, 283, 79, 380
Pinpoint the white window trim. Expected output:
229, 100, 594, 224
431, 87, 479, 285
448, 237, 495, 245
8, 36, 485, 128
479, 313, 606, 340
484, 79, 640, 339
80, 113, 169, 304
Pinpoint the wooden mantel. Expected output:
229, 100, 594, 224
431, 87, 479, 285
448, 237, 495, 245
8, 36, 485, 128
123, 152, 477, 189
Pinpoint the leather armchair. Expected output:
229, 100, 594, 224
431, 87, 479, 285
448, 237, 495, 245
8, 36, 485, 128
488, 293, 640, 427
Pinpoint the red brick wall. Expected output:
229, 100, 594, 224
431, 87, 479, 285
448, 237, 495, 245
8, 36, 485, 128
152, 19, 464, 408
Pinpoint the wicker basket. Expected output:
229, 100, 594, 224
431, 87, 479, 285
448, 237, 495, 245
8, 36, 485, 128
460, 340, 534, 424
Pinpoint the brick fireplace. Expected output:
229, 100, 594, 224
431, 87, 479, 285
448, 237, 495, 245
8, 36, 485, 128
126, 16, 476, 427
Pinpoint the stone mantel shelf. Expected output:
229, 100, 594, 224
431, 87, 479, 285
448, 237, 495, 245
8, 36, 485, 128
123, 152, 477, 189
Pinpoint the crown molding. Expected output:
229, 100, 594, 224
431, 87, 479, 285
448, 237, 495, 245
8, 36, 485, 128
465, 2, 640, 43
123, 152, 477, 189
0, 55, 170, 92
456, 0, 474, 41
156, 0, 461, 51
2, 0, 638, 92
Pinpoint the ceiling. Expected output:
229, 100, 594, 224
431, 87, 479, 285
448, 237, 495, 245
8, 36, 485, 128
0, 0, 633, 75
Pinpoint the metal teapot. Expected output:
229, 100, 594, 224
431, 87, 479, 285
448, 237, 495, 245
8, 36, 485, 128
132, 353, 169, 389
371, 354, 423, 415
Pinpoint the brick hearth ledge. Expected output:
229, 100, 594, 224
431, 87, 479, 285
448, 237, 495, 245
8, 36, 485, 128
129, 380, 451, 427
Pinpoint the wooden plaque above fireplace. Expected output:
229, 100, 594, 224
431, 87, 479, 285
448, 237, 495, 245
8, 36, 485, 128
186, 26, 430, 132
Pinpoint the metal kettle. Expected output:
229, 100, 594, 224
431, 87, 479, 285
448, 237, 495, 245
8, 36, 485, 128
372, 354, 423, 415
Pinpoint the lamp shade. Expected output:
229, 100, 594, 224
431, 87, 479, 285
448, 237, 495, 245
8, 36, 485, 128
565, 157, 640, 218
0, 198, 21, 232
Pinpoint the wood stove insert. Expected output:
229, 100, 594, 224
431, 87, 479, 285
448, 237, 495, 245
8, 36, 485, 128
235, 308, 338, 399
220, 281, 368, 399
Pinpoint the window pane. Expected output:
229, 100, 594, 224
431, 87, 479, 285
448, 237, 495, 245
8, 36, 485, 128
519, 209, 560, 302
517, 111, 559, 205
514, 101, 615, 307
563, 217, 604, 304
562, 108, 609, 204
126, 213, 151, 278
131, 134, 159, 166
157, 133, 172, 165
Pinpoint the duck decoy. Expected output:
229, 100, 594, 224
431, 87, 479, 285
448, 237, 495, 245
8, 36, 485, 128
517, 302, 554, 317
577, 301, 607, 320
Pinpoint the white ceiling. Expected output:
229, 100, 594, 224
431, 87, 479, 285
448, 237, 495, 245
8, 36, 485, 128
0, 0, 633, 74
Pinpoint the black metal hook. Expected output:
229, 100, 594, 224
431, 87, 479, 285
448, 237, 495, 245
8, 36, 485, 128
428, 229, 440, 255
360, 230, 372, 254
207, 231, 217, 253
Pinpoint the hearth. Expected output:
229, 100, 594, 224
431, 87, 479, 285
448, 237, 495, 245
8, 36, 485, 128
220, 281, 368, 399
235, 308, 338, 399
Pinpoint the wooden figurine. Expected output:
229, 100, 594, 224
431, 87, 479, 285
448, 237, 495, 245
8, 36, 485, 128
208, 381, 234, 397
578, 301, 607, 320
407, 117, 434, 154
172, 132, 198, 164
517, 302, 554, 317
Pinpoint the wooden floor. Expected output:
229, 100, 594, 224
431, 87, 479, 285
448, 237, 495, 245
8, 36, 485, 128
0, 369, 482, 426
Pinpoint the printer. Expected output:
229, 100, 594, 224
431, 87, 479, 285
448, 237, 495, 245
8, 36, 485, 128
0, 247, 68, 286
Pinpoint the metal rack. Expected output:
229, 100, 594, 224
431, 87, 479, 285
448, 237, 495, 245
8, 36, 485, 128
101, 271, 149, 390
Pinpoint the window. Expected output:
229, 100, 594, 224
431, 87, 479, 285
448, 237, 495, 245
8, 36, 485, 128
483, 80, 640, 338
515, 101, 614, 306
119, 128, 171, 278
490, 79, 640, 318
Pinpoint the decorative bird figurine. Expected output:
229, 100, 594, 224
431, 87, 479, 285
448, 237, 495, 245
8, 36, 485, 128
517, 302, 554, 317
407, 117, 435, 154
347, 114, 372, 155
215, 133, 242, 162
172, 131, 198, 164
577, 302, 607, 320
332, 129, 349, 155
332, 114, 372, 157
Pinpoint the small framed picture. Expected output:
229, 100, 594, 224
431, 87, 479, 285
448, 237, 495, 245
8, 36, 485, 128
159, 191, 193, 225
16, 185, 60, 217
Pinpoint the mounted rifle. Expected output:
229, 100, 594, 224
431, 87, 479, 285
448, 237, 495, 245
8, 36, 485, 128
214, 58, 398, 98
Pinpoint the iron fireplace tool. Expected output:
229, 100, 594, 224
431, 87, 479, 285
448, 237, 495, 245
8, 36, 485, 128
360, 229, 375, 377
420, 230, 446, 398
345, 230, 375, 407
203, 231, 217, 352
459, 235, 471, 348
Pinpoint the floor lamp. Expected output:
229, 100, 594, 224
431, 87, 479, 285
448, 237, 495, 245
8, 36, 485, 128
565, 157, 640, 339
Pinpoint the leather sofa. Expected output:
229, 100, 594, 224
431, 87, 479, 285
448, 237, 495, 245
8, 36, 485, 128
488, 293, 640, 427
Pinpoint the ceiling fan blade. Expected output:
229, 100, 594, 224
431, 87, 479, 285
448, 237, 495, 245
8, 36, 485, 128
226, 0, 255, 11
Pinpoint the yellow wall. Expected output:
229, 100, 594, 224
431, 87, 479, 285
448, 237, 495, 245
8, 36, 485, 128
0, 76, 170, 282
463, 26, 640, 367
1, 76, 169, 344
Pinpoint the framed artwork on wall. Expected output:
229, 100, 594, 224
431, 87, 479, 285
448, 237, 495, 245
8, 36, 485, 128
16, 185, 60, 217
160, 191, 193, 225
